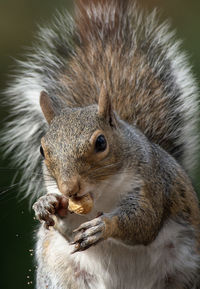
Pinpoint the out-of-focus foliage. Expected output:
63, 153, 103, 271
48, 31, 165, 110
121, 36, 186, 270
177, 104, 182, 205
0, 1, 199, 288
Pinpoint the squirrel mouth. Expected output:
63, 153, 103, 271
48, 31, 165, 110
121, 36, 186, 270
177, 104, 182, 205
68, 192, 94, 215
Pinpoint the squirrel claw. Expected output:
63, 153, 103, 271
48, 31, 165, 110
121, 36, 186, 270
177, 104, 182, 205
44, 218, 55, 229
73, 217, 102, 233
71, 216, 106, 253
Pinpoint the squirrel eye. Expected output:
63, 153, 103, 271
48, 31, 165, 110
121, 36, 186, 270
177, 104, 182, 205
40, 146, 45, 158
95, 135, 107, 153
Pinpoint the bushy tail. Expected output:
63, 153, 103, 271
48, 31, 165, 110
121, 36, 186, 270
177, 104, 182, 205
73, 0, 199, 173
2, 0, 199, 201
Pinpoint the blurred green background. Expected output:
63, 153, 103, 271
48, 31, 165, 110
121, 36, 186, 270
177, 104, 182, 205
0, 0, 200, 288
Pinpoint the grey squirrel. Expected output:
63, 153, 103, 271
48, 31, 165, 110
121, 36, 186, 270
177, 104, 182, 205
3, 0, 200, 288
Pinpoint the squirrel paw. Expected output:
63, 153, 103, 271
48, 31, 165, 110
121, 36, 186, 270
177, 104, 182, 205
71, 215, 107, 253
32, 193, 68, 229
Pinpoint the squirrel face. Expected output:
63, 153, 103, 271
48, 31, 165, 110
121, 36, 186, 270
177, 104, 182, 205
39, 90, 123, 198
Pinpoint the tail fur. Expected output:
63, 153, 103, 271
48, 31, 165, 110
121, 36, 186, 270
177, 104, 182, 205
2, 0, 199, 200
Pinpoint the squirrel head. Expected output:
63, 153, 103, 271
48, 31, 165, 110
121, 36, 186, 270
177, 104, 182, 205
39, 87, 124, 199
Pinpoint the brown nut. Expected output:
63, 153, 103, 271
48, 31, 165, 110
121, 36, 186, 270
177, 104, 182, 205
68, 194, 93, 215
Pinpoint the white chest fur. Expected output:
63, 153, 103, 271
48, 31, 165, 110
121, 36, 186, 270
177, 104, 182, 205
73, 219, 199, 289
36, 219, 199, 289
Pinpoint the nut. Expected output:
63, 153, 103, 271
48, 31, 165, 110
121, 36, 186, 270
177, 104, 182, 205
68, 194, 93, 215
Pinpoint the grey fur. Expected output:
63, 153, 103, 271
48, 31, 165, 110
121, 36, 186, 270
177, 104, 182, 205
1, 1, 199, 203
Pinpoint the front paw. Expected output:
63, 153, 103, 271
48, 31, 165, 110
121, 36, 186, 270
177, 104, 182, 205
71, 215, 111, 253
32, 193, 68, 228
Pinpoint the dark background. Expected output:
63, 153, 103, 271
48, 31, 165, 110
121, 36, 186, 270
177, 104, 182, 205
0, 0, 200, 288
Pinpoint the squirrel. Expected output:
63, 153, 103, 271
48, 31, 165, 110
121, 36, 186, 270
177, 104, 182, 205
3, 0, 200, 288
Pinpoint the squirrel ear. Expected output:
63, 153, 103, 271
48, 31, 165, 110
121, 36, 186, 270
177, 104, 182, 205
40, 91, 56, 124
98, 83, 117, 127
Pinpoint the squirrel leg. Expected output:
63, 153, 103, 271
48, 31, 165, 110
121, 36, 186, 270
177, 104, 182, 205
71, 187, 164, 252
32, 193, 68, 228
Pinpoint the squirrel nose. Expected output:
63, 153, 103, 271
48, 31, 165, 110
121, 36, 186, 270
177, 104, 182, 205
59, 178, 80, 197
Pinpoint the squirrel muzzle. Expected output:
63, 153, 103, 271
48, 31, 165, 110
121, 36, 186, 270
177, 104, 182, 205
58, 177, 94, 215
58, 176, 80, 197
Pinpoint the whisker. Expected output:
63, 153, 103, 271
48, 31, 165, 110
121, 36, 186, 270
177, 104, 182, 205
0, 182, 20, 194
89, 161, 122, 172
86, 161, 123, 180
0, 167, 18, 171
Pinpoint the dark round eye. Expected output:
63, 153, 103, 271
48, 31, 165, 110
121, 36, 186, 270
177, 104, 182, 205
95, 135, 107, 153
40, 146, 45, 158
